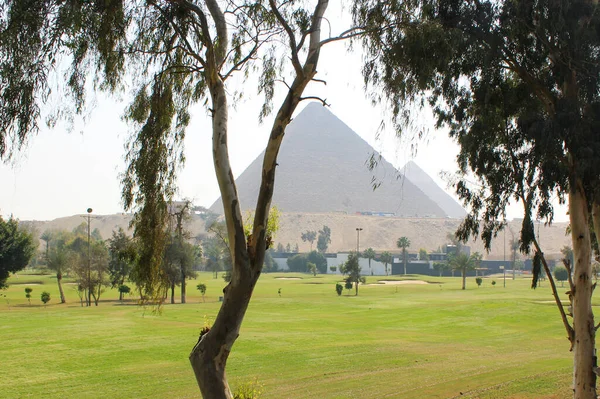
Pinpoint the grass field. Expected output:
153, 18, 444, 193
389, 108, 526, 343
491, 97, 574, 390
0, 271, 581, 398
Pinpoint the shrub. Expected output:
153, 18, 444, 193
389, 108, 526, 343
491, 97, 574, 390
330, 266, 337, 273
475, 277, 483, 287
233, 378, 263, 399
335, 283, 343, 296
24, 287, 33, 305
491, 280, 496, 286
40, 291, 51, 305
345, 279, 353, 293
307, 262, 317, 276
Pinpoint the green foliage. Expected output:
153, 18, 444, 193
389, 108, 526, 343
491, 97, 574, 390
475, 277, 483, 287
491, 281, 497, 286
307, 262, 317, 276
317, 226, 331, 253
397, 237, 410, 275
118, 285, 131, 294
287, 251, 327, 274
24, 287, 32, 304
196, 283, 207, 302
553, 266, 569, 287
0, 216, 36, 289
301, 231, 317, 250
335, 283, 343, 296
330, 266, 337, 273
233, 378, 263, 399
40, 291, 50, 304
344, 252, 366, 296
108, 228, 137, 289
344, 279, 353, 292
419, 248, 429, 261
379, 251, 393, 276
263, 250, 279, 273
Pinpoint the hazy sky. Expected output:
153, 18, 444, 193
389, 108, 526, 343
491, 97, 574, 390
0, 3, 568, 223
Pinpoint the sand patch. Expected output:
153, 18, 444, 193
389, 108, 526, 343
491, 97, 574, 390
372, 280, 429, 285
275, 277, 302, 280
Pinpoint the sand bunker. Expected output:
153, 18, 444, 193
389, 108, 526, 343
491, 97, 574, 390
372, 280, 429, 285
275, 277, 302, 280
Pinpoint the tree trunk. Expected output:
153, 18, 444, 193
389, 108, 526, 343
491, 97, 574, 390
461, 270, 466, 290
190, 268, 259, 399
171, 282, 175, 304
181, 267, 186, 304
56, 272, 66, 303
355, 279, 358, 296
570, 183, 596, 399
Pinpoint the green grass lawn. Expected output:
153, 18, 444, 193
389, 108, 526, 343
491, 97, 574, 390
0, 272, 580, 398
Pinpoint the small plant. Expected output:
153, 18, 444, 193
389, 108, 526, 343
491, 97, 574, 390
345, 279, 353, 294
491, 280, 496, 286
233, 378, 263, 399
330, 266, 337, 273
40, 291, 51, 305
554, 266, 569, 287
24, 287, 33, 305
197, 283, 207, 302
118, 285, 131, 295
335, 283, 343, 296
277, 288, 281, 297
307, 262, 317, 276
475, 277, 483, 287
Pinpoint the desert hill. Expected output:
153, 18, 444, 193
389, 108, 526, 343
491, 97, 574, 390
210, 102, 453, 217
26, 212, 569, 260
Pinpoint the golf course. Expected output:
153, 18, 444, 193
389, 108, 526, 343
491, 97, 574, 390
1, 272, 577, 398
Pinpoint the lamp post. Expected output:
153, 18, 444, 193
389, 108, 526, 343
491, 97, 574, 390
87, 208, 92, 307
500, 265, 505, 288
356, 228, 363, 254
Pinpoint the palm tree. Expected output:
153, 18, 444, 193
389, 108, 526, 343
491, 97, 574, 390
449, 253, 476, 290
396, 237, 411, 275
40, 230, 53, 263
380, 251, 392, 276
363, 247, 376, 275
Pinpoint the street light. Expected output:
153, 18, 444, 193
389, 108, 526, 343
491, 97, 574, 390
356, 228, 363, 254
500, 265, 506, 288
87, 208, 92, 307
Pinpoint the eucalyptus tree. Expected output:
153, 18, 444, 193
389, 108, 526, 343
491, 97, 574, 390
317, 225, 331, 253
301, 230, 317, 251
47, 244, 71, 303
396, 236, 410, 275
0, 1, 364, 396
0, 216, 35, 289
353, 0, 600, 395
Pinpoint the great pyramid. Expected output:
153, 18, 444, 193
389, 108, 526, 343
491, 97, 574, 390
210, 102, 461, 217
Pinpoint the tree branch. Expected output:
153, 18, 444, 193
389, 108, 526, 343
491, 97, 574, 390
268, 0, 303, 77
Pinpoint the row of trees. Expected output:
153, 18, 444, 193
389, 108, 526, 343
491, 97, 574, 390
300, 225, 332, 253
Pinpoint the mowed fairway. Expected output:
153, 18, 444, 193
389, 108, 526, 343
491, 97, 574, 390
1, 272, 580, 398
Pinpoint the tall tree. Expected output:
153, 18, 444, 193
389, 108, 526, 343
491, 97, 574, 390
317, 225, 331, 253
380, 251, 392, 276
108, 228, 137, 301
0, 0, 366, 396
40, 230, 53, 264
0, 216, 35, 289
301, 230, 317, 251
354, 0, 600, 395
449, 253, 476, 290
46, 244, 71, 304
363, 247, 376, 275
344, 252, 365, 296
396, 237, 410, 275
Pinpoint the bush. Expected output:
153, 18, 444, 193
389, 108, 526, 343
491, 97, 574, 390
475, 277, 483, 287
307, 251, 327, 274
345, 279, 353, 293
330, 266, 337, 273
307, 262, 317, 276
233, 378, 263, 399
335, 283, 343, 296
24, 287, 33, 305
40, 291, 51, 304
491, 280, 496, 286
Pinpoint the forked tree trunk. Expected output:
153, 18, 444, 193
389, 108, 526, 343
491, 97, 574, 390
570, 182, 596, 399
56, 272, 66, 303
189, 0, 330, 396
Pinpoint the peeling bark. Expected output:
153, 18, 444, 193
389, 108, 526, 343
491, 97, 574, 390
570, 181, 596, 399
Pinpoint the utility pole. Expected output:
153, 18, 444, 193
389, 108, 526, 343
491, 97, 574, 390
356, 227, 363, 254
87, 208, 92, 307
